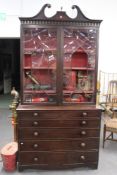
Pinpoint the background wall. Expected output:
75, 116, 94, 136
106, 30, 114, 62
0, 0, 117, 72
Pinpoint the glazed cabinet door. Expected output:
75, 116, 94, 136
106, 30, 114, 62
21, 27, 58, 104
62, 27, 98, 104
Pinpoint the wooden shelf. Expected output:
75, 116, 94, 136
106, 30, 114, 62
23, 67, 56, 69
64, 67, 95, 70
63, 90, 94, 94
24, 48, 57, 54
24, 90, 56, 94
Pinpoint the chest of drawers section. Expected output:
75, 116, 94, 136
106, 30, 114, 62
16, 106, 101, 171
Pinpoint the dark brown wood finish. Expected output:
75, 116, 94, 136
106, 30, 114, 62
17, 4, 102, 171
17, 105, 101, 171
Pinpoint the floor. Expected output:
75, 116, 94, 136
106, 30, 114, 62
0, 94, 117, 175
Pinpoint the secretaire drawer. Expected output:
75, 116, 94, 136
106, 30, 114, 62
17, 110, 101, 120
18, 128, 100, 139
18, 118, 100, 128
19, 138, 99, 151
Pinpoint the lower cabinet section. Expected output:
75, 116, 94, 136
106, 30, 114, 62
17, 105, 101, 171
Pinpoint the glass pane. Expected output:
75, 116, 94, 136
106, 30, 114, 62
63, 28, 97, 103
22, 28, 57, 104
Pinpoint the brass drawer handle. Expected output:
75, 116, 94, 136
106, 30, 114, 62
33, 131, 39, 136
34, 157, 38, 161
80, 155, 85, 160
33, 112, 38, 116
82, 112, 87, 117
81, 120, 87, 125
81, 131, 86, 135
80, 142, 86, 147
33, 143, 39, 148
33, 121, 39, 126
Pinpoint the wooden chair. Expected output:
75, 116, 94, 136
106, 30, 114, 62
97, 71, 117, 109
103, 80, 117, 147
103, 116, 117, 148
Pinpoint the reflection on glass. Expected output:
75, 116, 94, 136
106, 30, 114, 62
23, 28, 57, 103
63, 28, 97, 103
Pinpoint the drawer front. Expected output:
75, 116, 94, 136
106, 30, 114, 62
18, 118, 100, 128
17, 110, 101, 120
18, 151, 98, 165
19, 138, 99, 151
18, 128, 100, 139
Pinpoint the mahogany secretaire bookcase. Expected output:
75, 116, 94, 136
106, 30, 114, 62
17, 4, 102, 171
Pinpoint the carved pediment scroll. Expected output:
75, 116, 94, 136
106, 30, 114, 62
19, 4, 102, 24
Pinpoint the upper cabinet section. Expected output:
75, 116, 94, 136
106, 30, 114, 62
19, 4, 102, 105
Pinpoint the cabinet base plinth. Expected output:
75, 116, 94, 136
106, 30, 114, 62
18, 162, 98, 172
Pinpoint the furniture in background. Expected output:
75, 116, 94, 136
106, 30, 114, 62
98, 71, 117, 147
9, 87, 19, 142
101, 80, 117, 148
17, 4, 102, 171
98, 71, 117, 115
104, 80, 117, 116
103, 116, 117, 148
